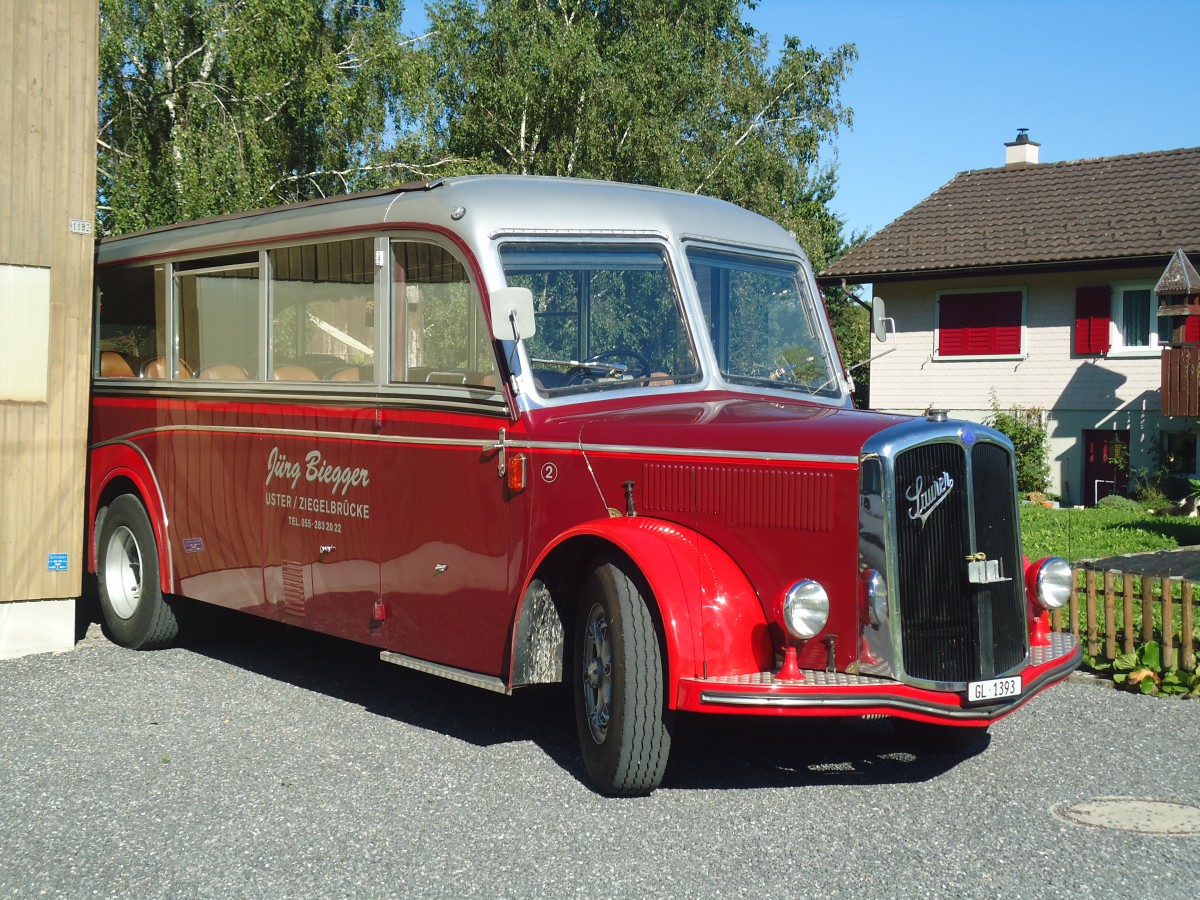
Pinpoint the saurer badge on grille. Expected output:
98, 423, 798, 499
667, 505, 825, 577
905, 471, 954, 527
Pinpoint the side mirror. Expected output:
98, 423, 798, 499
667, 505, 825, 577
489, 286, 536, 341
872, 297, 888, 343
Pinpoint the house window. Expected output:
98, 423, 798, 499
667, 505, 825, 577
1111, 282, 1169, 352
1163, 431, 1198, 475
935, 290, 1023, 358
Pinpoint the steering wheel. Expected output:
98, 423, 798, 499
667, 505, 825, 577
566, 347, 653, 384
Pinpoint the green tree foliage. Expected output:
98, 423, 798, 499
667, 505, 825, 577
416, 0, 855, 266
98, 0, 864, 367
97, 0, 419, 234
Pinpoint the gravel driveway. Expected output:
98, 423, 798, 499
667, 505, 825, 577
2, 616, 1198, 899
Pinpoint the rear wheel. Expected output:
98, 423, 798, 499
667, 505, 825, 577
573, 556, 671, 796
97, 494, 179, 649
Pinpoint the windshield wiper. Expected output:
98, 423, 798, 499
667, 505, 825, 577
530, 356, 629, 376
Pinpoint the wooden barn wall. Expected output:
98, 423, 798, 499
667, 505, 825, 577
0, 2, 99, 602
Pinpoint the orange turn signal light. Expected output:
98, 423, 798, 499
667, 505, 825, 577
507, 453, 527, 492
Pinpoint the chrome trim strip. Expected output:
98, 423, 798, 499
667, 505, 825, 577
380, 651, 510, 695
573, 442, 856, 465
90, 424, 858, 466
697, 640, 1081, 719
92, 382, 509, 412
90, 425, 496, 451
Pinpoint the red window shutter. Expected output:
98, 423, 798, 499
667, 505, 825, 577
1186, 316, 1200, 343
938, 292, 1023, 356
1074, 286, 1111, 355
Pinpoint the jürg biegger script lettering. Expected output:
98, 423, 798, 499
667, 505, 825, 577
264, 446, 371, 522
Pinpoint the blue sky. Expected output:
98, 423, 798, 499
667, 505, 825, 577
744, 0, 1200, 239
406, 1, 1200, 241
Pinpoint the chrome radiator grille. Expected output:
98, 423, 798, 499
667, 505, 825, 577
890, 438, 1027, 684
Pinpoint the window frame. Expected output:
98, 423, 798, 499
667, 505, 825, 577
933, 287, 1027, 361
1108, 280, 1168, 357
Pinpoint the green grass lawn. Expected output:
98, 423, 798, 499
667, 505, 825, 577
1020, 503, 1200, 562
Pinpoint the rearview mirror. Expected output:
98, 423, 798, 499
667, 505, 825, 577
489, 287, 537, 341
872, 297, 888, 343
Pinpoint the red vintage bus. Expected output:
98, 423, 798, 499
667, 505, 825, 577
89, 176, 1079, 794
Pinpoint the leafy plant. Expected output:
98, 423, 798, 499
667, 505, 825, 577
985, 395, 1049, 495
1087, 642, 1200, 698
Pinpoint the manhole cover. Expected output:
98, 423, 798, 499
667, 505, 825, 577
1054, 798, 1200, 835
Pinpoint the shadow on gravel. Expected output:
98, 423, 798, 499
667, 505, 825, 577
77, 600, 987, 793
662, 714, 987, 792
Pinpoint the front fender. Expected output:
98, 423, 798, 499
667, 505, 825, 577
519, 516, 772, 706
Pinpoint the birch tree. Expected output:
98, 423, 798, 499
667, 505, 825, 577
97, 0, 421, 234
417, 0, 856, 271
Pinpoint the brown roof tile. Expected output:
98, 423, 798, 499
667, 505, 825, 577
820, 146, 1200, 284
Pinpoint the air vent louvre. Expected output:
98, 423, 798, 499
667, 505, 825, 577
283, 560, 306, 617
641, 463, 832, 531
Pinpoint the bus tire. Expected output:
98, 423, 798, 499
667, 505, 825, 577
573, 556, 671, 796
96, 494, 179, 650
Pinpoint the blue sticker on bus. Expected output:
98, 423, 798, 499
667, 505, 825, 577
183, 537, 205, 553
47, 553, 68, 571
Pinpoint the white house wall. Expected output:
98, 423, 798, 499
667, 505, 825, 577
869, 268, 1179, 506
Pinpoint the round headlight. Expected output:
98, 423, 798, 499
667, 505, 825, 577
1033, 557, 1072, 610
782, 580, 830, 639
861, 568, 887, 626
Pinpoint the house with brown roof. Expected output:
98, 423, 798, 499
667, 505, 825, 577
819, 136, 1200, 506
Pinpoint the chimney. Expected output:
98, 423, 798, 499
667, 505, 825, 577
1005, 129, 1040, 167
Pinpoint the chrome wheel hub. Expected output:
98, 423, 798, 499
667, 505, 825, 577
582, 603, 613, 743
104, 525, 142, 620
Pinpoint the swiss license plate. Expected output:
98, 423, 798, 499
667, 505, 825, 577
966, 675, 1022, 704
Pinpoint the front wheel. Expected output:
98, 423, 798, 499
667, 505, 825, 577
96, 494, 180, 649
574, 556, 672, 796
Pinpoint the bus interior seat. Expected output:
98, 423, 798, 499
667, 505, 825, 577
271, 364, 320, 381
100, 351, 135, 377
328, 366, 362, 381
198, 363, 249, 380
425, 370, 469, 385
140, 356, 194, 378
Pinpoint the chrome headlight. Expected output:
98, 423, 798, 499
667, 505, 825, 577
861, 568, 887, 625
782, 580, 830, 639
1032, 557, 1072, 610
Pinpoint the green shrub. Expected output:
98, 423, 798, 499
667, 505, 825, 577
1095, 494, 1141, 511
985, 397, 1049, 495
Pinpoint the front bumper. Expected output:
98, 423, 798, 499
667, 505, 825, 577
676, 632, 1080, 723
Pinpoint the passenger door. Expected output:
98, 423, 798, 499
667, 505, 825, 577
376, 238, 517, 677
259, 237, 385, 642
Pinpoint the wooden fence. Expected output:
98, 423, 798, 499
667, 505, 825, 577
1051, 567, 1198, 671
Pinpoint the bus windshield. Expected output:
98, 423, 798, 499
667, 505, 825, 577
687, 247, 841, 399
500, 243, 700, 397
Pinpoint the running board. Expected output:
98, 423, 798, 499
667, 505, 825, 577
379, 650, 510, 695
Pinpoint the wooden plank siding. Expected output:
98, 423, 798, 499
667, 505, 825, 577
0, 2, 99, 603
1161, 346, 1200, 417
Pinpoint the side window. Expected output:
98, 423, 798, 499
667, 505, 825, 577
95, 265, 167, 377
269, 238, 376, 382
501, 243, 699, 396
391, 241, 498, 389
1112, 283, 1169, 351
175, 253, 260, 379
